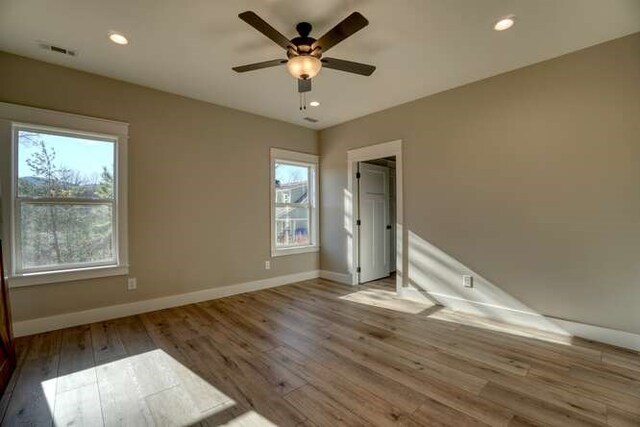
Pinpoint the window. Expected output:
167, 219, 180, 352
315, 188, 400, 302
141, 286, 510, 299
15, 126, 117, 272
0, 102, 128, 286
271, 148, 318, 256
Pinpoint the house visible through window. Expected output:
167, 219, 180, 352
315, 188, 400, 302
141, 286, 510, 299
271, 148, 318, 256
14, 126, 118, 274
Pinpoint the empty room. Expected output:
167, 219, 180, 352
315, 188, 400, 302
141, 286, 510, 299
0, 0, 639, 426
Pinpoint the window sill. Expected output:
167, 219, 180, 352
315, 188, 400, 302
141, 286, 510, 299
271, 246, 319, 257
8, 265, 129, 288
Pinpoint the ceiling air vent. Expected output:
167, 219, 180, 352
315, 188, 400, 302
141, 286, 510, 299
303, 117, 319, 123
39, 42, 77, 57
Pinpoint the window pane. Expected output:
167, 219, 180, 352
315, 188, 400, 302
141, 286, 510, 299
20, 203, 114, 270
18, 129, 115, 199
275, 207, 310, 247
274, 162, 309, 204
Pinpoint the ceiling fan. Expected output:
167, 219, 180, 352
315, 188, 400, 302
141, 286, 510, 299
232, 11, 375, 106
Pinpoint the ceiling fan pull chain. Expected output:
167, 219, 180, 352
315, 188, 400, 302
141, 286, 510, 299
299, 91, 308, 111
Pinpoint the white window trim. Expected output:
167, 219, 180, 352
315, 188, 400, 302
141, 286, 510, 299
0, 102, 129, 287
270, 148, 319, 257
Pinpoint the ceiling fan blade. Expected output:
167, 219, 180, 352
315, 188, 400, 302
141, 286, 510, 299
312, 12, 369, 53
321, 57, 376, 76
298, 79, 311, 93
239, 11, 296, 51
232, 59, 287, 73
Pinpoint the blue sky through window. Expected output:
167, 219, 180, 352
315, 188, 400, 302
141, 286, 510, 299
275, 163, 308, 184
18, 131, 114, 180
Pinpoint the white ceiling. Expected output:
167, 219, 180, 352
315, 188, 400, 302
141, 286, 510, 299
1, 0, 639, 129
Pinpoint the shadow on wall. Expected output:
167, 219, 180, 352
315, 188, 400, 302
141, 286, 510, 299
406, 230, 569, 336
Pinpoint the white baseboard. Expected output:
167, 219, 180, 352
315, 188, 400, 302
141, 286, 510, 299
13, 270, 320, 337
17, 271, 639, 352
399, 287, 640, 352
319, 270, 352, 285
550, 317, 640, 352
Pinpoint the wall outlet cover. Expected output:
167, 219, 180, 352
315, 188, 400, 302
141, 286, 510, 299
265, 261, 271, 270
127, 278, 137, 290
463, 275, 473, 288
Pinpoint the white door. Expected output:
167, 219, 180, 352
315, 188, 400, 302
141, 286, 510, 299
359, 162, 390, 283
389, 168, 396, 272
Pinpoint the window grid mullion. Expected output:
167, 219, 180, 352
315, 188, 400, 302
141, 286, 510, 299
274, 202, 310, 208
17, 197, 114, 205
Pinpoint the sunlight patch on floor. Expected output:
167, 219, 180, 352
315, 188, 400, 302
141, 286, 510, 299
42, 348, 241, 426
428, 309, 577, 347
216, 410, 279, 426
340, 288, 437, 314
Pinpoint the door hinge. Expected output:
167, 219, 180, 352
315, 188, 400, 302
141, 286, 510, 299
356, 172, 361, 179
357, 267, 361, 273
356, 219, 361, 226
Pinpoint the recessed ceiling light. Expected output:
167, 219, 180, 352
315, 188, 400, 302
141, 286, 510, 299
108, 31, 129, 45
494, 16, 516, 31
309, 101, 320, 107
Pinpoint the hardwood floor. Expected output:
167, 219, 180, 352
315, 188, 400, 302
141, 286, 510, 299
0, 277, 639, 426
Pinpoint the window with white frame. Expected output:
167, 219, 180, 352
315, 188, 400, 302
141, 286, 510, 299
14, 126, 118, 273
271, 148, 318, 256
0, 103, 128, 286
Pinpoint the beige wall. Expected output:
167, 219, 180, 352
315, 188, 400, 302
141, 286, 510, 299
2, 33, 638, 334
0, 52, 318, 322
319, 33, 640, 334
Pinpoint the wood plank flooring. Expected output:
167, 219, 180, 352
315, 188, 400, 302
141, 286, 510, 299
1, 277, 639, 426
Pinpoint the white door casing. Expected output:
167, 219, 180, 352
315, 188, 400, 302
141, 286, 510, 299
389, 168, 396, 273
347, 139, 403, 292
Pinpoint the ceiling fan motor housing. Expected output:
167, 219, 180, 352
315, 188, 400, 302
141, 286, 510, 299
289, 22, 321, 59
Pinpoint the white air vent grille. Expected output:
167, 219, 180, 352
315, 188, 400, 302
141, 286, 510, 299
39, 42, 77, 57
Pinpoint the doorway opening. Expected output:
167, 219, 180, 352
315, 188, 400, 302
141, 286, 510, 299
357, 157, 396, 287
346, 140, 404, 293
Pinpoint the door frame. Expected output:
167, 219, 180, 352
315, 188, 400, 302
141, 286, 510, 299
347, 140, 405, 293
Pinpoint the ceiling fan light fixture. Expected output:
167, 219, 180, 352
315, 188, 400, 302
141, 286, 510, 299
287, 55, 321, 80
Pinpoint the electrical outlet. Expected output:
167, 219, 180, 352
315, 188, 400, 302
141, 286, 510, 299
462, 275, 473, 288
127, 278, 137, 290
265, 260, 271, 270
